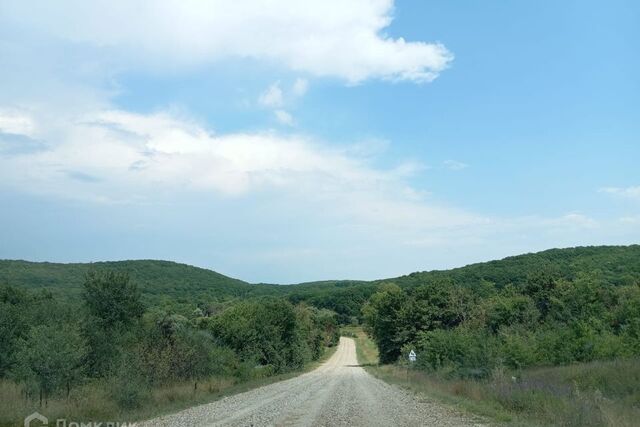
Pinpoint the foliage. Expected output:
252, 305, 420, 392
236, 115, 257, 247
206, 299, 337, 372
1, 244, 639, 421
362, 284, 408, 363
12, 324, 86, 404
363, 248, 640, 379
2, 245, 638, 327
0, 268, 338, 416
0, 259, 277, 303
82, 270, 144, 329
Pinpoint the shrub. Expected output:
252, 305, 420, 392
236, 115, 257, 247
108, 355, 150, 410
413, 328, 497, 378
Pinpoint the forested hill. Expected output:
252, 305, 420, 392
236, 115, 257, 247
0, 259, 280, 301
390, 244, 640, 289
280, 245, 640, 322
1, 245, 639, 308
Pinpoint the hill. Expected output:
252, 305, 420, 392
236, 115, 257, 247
391, 244, 640, 289
1, 245, 639, 312
0, 259, 281, 302
283, 245, 640, 321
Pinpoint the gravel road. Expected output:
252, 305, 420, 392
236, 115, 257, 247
139, 337, 481, 427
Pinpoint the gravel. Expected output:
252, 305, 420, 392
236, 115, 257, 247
138, 337, 483, 427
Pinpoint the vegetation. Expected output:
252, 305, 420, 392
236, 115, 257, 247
3, 245, 639, 323
0, 259, 275, 302
351, 326, 640, 426
0, 271, 338, 425
363, 272, 640, 375
359, 246, 640, 426
1, 244, 639, 425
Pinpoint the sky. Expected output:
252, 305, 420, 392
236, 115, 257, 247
0, 0, 639, 283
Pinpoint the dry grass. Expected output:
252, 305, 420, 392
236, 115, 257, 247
342, 326, 378, 366
0, 345, 338, 427
348, 327, 640, 427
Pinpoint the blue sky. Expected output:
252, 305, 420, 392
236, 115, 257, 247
0, 0, 638, 283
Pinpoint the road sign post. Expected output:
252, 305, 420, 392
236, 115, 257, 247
407, 349, 416, 382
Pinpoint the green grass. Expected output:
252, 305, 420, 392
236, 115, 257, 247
348, 327, 640, 427
0, 344, 338, 427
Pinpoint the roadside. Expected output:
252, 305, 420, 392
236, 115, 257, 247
345, 326, 640, 427
0, 344, 339, 427
344, 326, 508, 424
138, 337, 478, 427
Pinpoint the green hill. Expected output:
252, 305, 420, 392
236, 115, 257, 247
283, 245, 640, 321
1, 245, 639, 311
391, 244, 640, 289
0, 259, 281, 302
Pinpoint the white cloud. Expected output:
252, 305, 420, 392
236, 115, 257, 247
2, 107, 619, 242
443, 159, 468, 171
292, 78, 309, 97
274, 110, 294, 126
0, 107, 479, 232
2, 106, 638, 281
599, 186, 640, 201
1, 0, 453, 83
259, 79, 307, 125
0, 110, 36, 136
556, 213, 599, 229
258, 83, 284, 108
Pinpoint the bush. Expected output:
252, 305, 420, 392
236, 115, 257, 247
498, 327, 539, 369
208, 298, 333, 373
413, 328, 497, 378
108, 355, 150, 409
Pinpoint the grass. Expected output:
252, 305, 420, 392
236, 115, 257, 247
346, 327, 640, 427
341, 325, 378, 367
0, 344, 338, 427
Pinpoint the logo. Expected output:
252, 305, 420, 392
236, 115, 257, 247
24, 412, 48, 427
24, 411, 136, 427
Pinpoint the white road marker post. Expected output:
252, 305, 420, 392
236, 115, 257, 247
407, 349, 416, 382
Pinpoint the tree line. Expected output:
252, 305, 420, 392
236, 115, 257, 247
362, 269, 640, 377
0, 270, 339, 409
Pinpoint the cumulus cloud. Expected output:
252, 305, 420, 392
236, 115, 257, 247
0, 107, 480, 232
1, 107, 616, 241
599, 186, 640, 201
1, 0, 453, 83
2, 105, 637, 281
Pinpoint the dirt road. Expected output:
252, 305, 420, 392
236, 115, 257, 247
139, 337, 479, 426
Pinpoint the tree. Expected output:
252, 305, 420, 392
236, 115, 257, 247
82, 270, 144, 377
0, 286, 29, 376
408, 280, 470, 331
173, 329, 218, 390
82, 270, 144, 329
362, 284, 408, 363
524, 269, 559, 319
12, 324, 86, 405
209, 298, 310, 372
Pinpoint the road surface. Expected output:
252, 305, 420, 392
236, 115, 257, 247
139, 337, 479, 426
